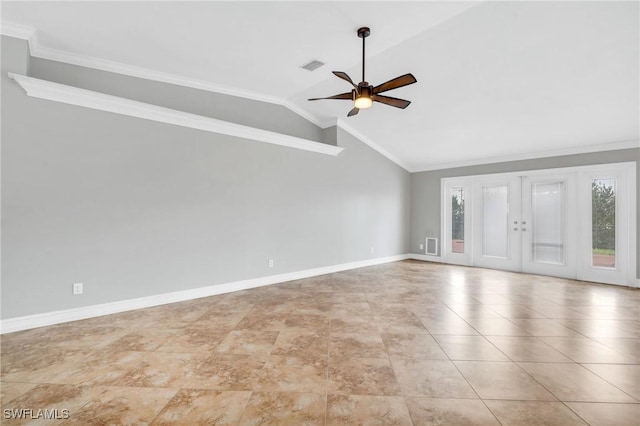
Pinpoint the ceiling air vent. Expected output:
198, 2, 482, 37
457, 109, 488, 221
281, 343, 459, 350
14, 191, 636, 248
300, 59, 325, 72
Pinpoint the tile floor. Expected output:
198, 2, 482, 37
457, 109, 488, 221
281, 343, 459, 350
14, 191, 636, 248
1, 260, 639, 425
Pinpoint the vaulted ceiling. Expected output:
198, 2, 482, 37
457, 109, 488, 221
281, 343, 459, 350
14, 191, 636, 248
2, 1, 638, 171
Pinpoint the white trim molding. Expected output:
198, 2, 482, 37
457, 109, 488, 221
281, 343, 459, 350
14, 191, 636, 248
0, 254, 409, 334
9, 73, 343, 157
0, 20, 327, 129
407, 253, 443, 263
413, 140, 640, 172
0, 21, 36, 42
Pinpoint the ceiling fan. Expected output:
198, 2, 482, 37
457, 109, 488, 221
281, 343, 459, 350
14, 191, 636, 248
308, 26, 417, 117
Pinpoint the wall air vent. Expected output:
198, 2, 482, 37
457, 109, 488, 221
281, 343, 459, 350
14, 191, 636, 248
426, 237, 438, 256
300, 59, 325, 71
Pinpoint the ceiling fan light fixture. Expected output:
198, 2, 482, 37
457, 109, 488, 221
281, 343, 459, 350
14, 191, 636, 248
354, 95, 373, 109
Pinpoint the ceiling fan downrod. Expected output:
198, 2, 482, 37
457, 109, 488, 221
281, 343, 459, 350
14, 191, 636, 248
358, 26, 370, 84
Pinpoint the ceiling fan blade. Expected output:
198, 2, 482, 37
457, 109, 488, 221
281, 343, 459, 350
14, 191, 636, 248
374, 95, 411, 109
308, 91, 353, 101
333, 71, 358, 88
373, 73, 417, 94
347, 107, 359, 117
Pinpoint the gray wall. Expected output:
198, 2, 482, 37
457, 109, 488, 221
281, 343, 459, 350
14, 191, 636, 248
410, 148, 640, 277
1, 36, 410, 319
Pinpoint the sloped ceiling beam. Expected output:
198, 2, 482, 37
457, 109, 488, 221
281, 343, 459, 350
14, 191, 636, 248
9, 73, 344, 157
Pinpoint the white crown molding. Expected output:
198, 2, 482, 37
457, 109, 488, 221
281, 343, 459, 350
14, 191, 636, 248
335, 118, 413, 172
0, 254, 409, 334
0, 20, 327, 129
413, 139, 640, 173
9, 73, 343, 157
0, 21, 36, 41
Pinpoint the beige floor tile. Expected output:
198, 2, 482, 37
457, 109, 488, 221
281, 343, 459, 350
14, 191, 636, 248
485, 336, 574, 362
330, 317, 378, 333
382, 333, 448, 360
104, 329, 180, 352
328, 357, 402, 396
508, 319, 583, 337
284, 314, 330, 332
254, 355, 327, 393
518, 362, 637, 403
190, 310, 248, 331
150, 389, 251, 425
0, 382, 38, 406
558, 319, 640, 339
581, 364, 640, 400
215, 330, 279, 356
455, 361, 556, 400
86, 351, 207, 388
484, 304, 547, 319
391, 358, 476, 398
271, 330, 329, 358
485, 400, 587, 425
68, 386, 176, 425
463, 318, 532, 336
235, 313, 289, 331
434, 335, 509, 361
329, 332, 388, 359
326, 394, 413, 426
419, 313, 480, 335
156, 328, 228, 353
2, 349, 105, 385
405, 397, 500, 425
239, 392, 325, 426
374, 315, 429, 334
539, 336, 637, 364
331, 303, 375, 319
566, 402, 640, 426
1, 384, 108, 425
183, 354, 266, 390
592, 337, 640, 362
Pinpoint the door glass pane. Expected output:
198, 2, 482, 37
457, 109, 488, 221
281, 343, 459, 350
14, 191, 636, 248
482, 186, 508, 258
532, 182, 566, 264
592, 178, 616, 268
451, 187, 465, 253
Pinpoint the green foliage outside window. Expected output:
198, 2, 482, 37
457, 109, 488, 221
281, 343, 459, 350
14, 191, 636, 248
592, 180, 615, 251
452, 194, 464, 241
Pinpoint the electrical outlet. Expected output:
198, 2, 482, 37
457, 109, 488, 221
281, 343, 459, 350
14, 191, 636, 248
268, 259, 274, 268
73, 282, 83, 295
370, 247, 374, 254
420, 244, 424, 250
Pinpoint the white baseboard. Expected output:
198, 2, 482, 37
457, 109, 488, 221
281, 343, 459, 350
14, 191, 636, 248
0, 254, 409, 334
407, 253, 442, 263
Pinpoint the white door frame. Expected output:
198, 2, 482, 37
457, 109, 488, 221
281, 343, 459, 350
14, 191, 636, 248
440, 162, 637, 287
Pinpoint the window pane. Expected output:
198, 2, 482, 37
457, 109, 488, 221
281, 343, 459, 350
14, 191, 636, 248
532, 182, 566, 264
451, 187, 465, 253
592, 178, 616, 268
482, 186, 508, 258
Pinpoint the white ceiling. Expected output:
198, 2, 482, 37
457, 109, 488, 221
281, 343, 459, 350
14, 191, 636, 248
2, 1, 638, 171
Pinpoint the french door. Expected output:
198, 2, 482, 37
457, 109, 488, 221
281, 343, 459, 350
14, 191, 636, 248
521, 174, 578, 279
442, 163, 636, 286
471, 177, 522, 272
